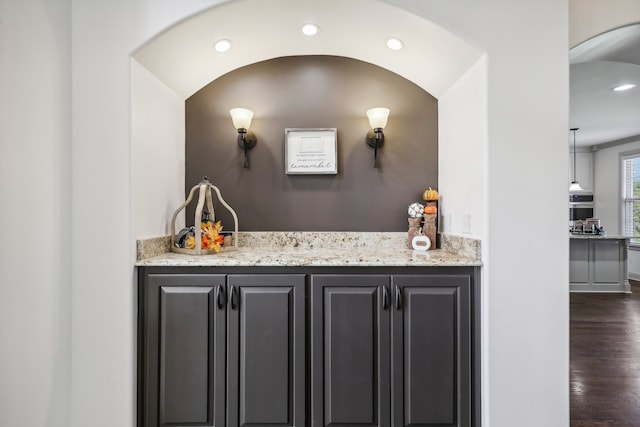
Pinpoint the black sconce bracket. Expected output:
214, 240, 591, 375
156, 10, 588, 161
366, 128, 385, 168
237, 128, 257, 168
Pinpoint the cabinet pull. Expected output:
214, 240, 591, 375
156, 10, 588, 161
216, 285, 226, 309
382, 285, 389, 310
395, 285, 402, 310
229, 285, 237, 310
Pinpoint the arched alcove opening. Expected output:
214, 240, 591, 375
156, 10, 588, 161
130, 0, 487, 238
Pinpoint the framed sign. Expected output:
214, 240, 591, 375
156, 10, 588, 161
285, 128, 337, 175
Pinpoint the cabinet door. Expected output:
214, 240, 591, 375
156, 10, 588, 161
227, 275, 306, 427
143, 274, 226, 427
570, 239, 590, 284
391, 275, 471, 427
311, 275, 391, 427
593, 240, 625, 284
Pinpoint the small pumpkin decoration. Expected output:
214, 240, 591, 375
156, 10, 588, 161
424, 205, 437, 214
422, 187, 439, 201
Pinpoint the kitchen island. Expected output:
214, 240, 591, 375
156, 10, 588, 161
570, 234, 630, 293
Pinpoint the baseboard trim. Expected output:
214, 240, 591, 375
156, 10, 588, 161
629, 272, 640, 282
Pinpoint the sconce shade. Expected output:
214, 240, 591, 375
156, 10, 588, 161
366, 107, 390, 129
365, 107, 390, 168
230, 108, 254, 129
230, 108, 257, 168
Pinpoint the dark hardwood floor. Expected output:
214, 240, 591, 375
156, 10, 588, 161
570, 280, 640, 426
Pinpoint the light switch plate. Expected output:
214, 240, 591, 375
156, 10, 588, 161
461, 212, 471, 234
445, 212, 453, 232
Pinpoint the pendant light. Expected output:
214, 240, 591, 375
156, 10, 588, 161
569, 127, 584, 192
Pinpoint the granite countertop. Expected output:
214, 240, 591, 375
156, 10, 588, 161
135, 232, 482, 267
569, 233, 630, 240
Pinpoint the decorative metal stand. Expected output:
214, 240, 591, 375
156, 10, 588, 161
170, 177, 239, 254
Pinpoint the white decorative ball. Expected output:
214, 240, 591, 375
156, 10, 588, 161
408, 202, 425, 218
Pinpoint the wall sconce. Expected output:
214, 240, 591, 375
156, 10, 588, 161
365, 107, 390, 168
230, 107, 257, 168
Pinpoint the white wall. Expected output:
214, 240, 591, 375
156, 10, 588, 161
70, 1, 223, 426
0, 1, 71, 426
132, 59, 186, 238
439, 56, 488, 241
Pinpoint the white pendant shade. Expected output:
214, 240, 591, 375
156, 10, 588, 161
569, 128, 583, 192
230, 108, 254, 129
366, 107, 390, 129
569, 181, 584, 192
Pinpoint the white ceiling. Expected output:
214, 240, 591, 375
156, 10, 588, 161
132, 0, 484, 100
570, 23, 640, 147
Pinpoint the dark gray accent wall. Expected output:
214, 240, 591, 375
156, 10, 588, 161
185, 55, 437, 231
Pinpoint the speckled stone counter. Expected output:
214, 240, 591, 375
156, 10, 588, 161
570, 234, 630, 240
135, 232, 482, 267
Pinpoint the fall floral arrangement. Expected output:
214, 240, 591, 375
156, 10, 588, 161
175, 219, 225, 253
186, 220, 224, 253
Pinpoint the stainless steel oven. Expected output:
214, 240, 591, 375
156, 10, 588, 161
569, 193, 593, 221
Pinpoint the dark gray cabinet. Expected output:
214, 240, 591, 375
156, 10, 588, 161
140, 273, 305, 427
138, 267, 478, 427
311, 275, 391, 427
142, 274, 226, 427
311, 274, 471, 427
391, 275, 471, 427
227, 275, 306, 427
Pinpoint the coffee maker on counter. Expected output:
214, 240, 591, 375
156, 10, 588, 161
571, 218, 605, 235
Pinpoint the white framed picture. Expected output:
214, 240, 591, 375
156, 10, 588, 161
285, 128, 338, 175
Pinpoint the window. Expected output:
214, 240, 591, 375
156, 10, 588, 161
622, 154, 640, 243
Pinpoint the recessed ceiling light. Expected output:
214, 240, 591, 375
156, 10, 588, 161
613, 83, 636, 92
301, 23, 319, 36
214, 39, 232, 53
386, 37, 404, 51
